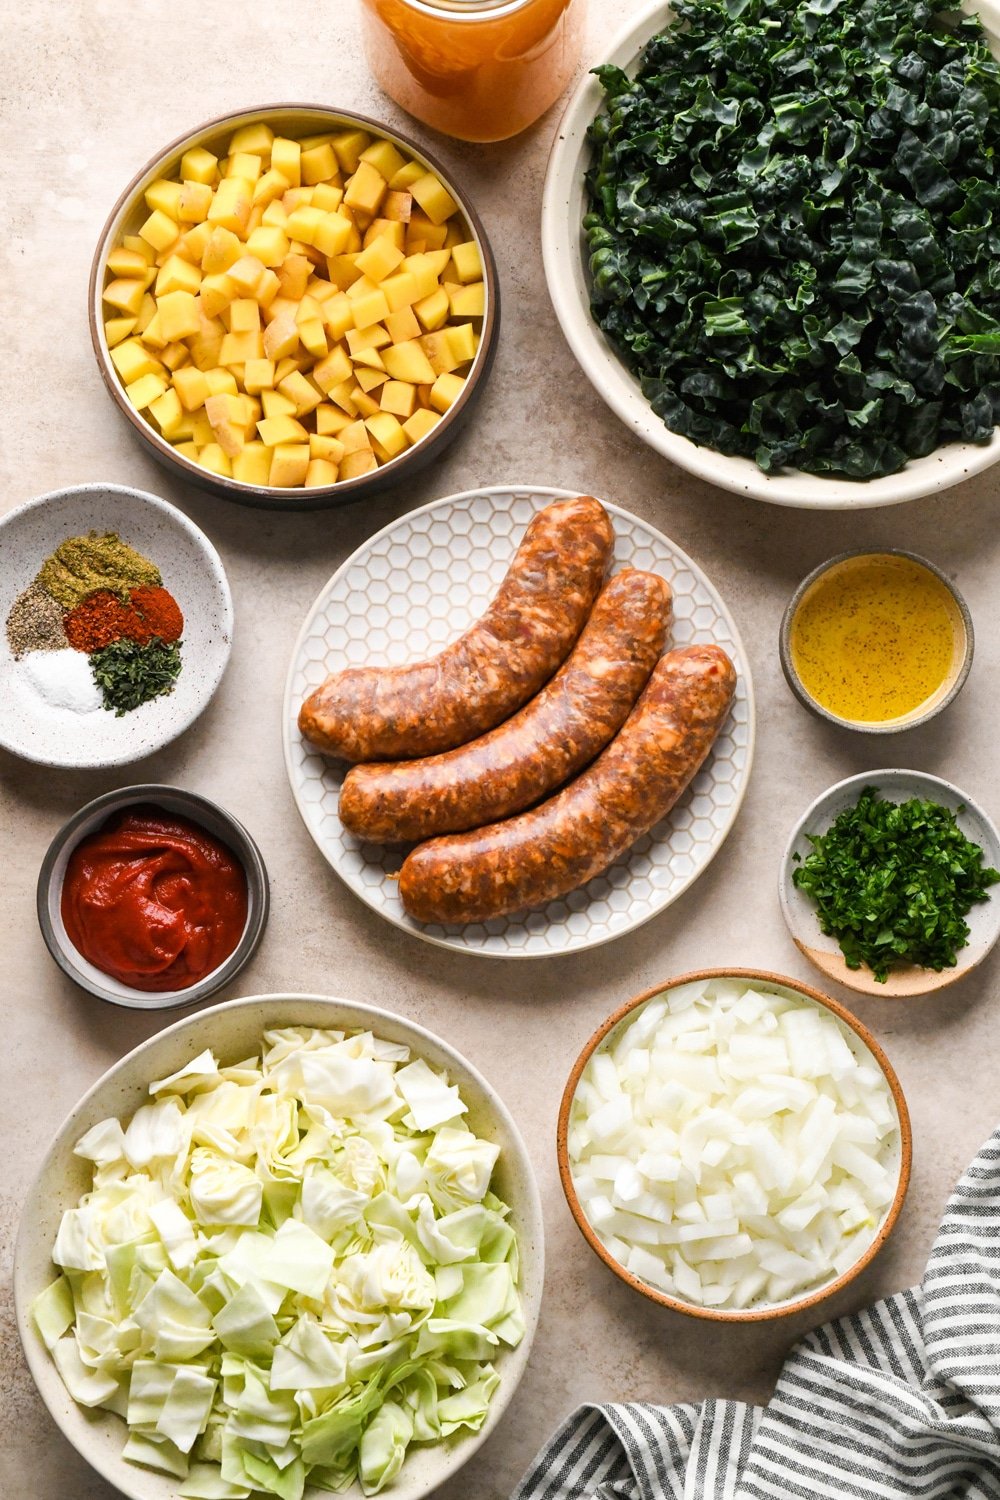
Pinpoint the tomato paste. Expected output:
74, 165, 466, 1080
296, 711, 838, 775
62, 804, 248, 991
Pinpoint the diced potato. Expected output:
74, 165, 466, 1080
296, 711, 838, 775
304, 458, 338, 487
380, 380, 417, 419
403, 407, 442, 443
352, 288, 391, 330
344, 160, 387, 217
365, 411, 409, 459
201, 226, 243, 274
313, 212, 354, 257
351, 386, 381, 418
232, 441, 272, 485
311, 183, 344, 213
331, 129, 371, 174
227, 298, 260, 335
261, 389, 298, 419
180, 146, 219, 184
382, 190, 413, 224
449, 281, 485, 317
200, 272, 237, 319
382, 339, 437, 385
285, 205, 326, 245
315, 403, 351, 435
311, 345, 352, 393
257, 414, 309, 446
219, 329, 264, 365
178, 181, 214, 223
389, 160, 425, 191
309, 433, 346, 463
104, 316, 137, 347
205, 368, 239, 396
278, 370, 323, 415
205, 393, 250, 456
302, 143, 338, 184
148, 387, 186, 438
225, 255, 269, 297
104, 278, 147, 316
126, 372, 168, 409
352, 347, 385, 373
272, 137, 302, 187
208, 178, 253, 235
246, 226, 290, 267
430, 372, 466, 412
155, 255, 201, 297
229, 122, 274, 157
173, 366, 211, 410
111, 338, 163, 383
355, 236, 405, 284
269, 442, 310, 486
414, 285, 450, 332
385, 306, 421, 344
227, 151, 263, 183
340, 448, 378, 479
107, 246, 152, 279
451, 240, 483, 284
139, 312, 167, 350
145, 179, 183, 218
445, 322, 478, 364
158, 290, 201, 341
189, 411, 215, 445
198, 442, 232, 476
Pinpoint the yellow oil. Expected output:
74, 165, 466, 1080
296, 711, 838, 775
790, 554, 963, 724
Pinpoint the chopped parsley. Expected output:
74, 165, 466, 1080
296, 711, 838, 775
90, 637, 183, 716
792, 786, 999, 980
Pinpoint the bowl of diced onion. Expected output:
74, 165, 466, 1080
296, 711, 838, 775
558, 969, 911, 1321
14, 993, 543, 1499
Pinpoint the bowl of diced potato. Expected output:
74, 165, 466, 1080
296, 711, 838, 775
90, 106, 498, 509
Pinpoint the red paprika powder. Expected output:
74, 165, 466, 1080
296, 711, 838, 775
130, 586, 183, 642
64, 586, 184, 652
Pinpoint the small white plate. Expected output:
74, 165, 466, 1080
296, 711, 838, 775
779, 770, 1000, 997
0, 484, 232, 768
283, 485, 755, 959
542, 0, 1000, 509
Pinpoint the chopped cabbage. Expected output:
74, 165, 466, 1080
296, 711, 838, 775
569, 979, 900, 1311
33, 1026, 521, 1495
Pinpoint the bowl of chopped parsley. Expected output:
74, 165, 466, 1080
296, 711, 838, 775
543, 0, 1000, 507
780, 771, 1000, 995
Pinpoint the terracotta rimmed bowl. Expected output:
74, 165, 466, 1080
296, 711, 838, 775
557, 968, 911, 1322
36, 784, 269, 1010
14, 993, 544, 1500
780, 770, 1000, 998
89, 104, 500, 512
779, 549, 973, 734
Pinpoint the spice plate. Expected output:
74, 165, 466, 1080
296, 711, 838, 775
283, 485, 755, 958
0, 484, 232, 768
779, 770, 1000, 997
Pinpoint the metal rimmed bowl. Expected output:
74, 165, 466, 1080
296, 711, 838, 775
780, 770, 1000, 998
14, 992, 544, 1500
557, 968, 911, 1322
541, 0, 1000, 508
90, 104, 500, 512
36, 783, 269, 1009
779, 549, 973, 734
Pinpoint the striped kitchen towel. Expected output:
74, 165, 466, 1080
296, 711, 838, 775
513, 1126, 1000, 1500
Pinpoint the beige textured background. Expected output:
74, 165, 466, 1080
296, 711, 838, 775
2, 2, 999, 1496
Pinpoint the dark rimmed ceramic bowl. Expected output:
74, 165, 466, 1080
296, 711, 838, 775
37, 784, 269, 1009
89, 104, 500, 512
779, 548, 973, 733
557, 967, 912, 1323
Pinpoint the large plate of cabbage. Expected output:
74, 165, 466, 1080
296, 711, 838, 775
15, 995, 543, 1500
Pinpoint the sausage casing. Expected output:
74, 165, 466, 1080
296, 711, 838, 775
398, 643, 737, 925
339, 570, 673, 843
298, 495, 614, 762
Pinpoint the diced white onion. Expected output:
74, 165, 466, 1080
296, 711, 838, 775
568, 979, 899, 1311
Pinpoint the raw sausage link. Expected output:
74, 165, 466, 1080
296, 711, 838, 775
298, 495, 615, 762
398, 643, 737, 925
339, 570, 673, 842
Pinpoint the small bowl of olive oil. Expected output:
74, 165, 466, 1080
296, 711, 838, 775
780, 550, 973, 733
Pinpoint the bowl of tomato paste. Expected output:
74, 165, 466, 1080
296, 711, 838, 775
37, 784, 269, 1009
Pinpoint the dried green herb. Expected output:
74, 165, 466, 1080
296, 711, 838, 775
90, 637, 183, 716
39, 531, 161, 609
792, 786, 1000, 980
585, 0, 1000, 478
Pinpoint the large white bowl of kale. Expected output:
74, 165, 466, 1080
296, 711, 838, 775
543, 0, 1000, 506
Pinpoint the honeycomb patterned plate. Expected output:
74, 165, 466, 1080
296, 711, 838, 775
283, 486, 755, 958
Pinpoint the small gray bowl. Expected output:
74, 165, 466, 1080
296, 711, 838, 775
779, 548, 973, 733
37, 784, 269, 1009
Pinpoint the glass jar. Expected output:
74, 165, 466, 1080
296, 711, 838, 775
359, 0, 585, 143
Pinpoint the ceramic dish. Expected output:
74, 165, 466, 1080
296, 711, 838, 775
779, 550, 974, 734
542, 0, 1000, 509
90, 104, 499, 512
780, 770, 1000, 997
36, 784, 269, 1009
282, 484, 755, 958
0, 484, 232, 767
557, 968, 911, 1322
14, 992, 544, 1500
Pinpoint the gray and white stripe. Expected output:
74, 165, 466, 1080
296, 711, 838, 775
513, 1126, 1000, 1500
